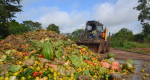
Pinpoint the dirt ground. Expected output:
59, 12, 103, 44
102, 48, 150, 60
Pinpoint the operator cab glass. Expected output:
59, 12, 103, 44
97, 26, 103, 31
87, 25, 92, 30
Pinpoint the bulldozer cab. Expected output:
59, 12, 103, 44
85, 21, 103, 38
76, 20, 110, 53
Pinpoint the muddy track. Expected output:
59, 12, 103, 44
102, 48, 150, 60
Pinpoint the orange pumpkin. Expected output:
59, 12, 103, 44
112, 61, 120, 66
111, 65, 118, 70
111, 65, 122, 72
101, 60, 110, 68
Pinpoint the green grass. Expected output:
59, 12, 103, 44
113, 46, 148, 54
111, 41, 150, 54
123, 42, 150, 48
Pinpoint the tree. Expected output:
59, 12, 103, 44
134, 0, 150, 24
22, 20, 42, 31
142, 22, 150, 36
134, 32, 144, 42
113, 28, 134, 41
0, 0, 22, 23
46, 24, 60, 34
134, 0, 150, 38
0, 0, 22, 38
9, 20, 31, 35
71, 29, 84, 37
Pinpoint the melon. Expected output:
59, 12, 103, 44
108, 53, 115, 58
126, 59, 135, 67
42, 41, 54, 60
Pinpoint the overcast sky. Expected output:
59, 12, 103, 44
15, 0, 142, 35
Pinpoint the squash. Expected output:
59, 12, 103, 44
126, 59, 135, 67
107, 58, 115, 63
122, 62, 133, 70
110, 65, 122, 72
42, 41, 54, 60
111, 65, 118, 70
112, 61, 120, 66
101, 60, 110, 68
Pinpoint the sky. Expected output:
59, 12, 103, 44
15, 0, 142, 35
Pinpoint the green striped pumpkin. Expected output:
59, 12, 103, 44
42, 41, 54, 60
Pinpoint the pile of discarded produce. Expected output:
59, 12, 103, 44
0, 28, 136, 80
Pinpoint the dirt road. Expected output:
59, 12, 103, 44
102, 48, 150, 60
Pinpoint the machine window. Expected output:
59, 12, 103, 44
87, 25, 92, 30
97, 26, 102, 31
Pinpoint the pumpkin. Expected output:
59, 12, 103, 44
112, 61, 120, 66
111, 65, 118, 70
101, 60, 110, 68
111, 65, 122, 72
42, 41, 54, 60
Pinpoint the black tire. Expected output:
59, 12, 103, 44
106, 41, 110, 52
101, 41, 106, 53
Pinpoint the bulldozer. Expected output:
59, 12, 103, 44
75, 20, 110, 53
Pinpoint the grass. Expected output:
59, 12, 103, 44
123, 42, 150, 48
111, 41, 150, 54
113, 46, 148, 54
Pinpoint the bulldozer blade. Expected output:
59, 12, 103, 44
75, 41, 102, 53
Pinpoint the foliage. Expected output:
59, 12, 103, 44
0, 35, 3, 41
144, 34, 150, 43
66, 29, 84, 41
134, 0, 150, 24
46, 24, 60, 34
9, 65, 21, 73
110, 27, 150, 50
22, 20, 42, 31
9, 20, 32, 35
133, 32, 144, 43
110, 28, 134, 47
55, 50, 63, 58
69, 55, 83, 68
0, 0, 22, 38
71, 29, 84, 37
113, 28, 134, 41
134, 0, 150, 40
142, 23, 150, 37
0, 0, 22, 23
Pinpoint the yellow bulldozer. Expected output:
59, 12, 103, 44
75, 20, 110, 53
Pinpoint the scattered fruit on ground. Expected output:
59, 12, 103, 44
145, 73, 148, 77
141, 70, 144, 73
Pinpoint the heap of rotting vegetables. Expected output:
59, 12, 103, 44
0, 28, 136, 80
